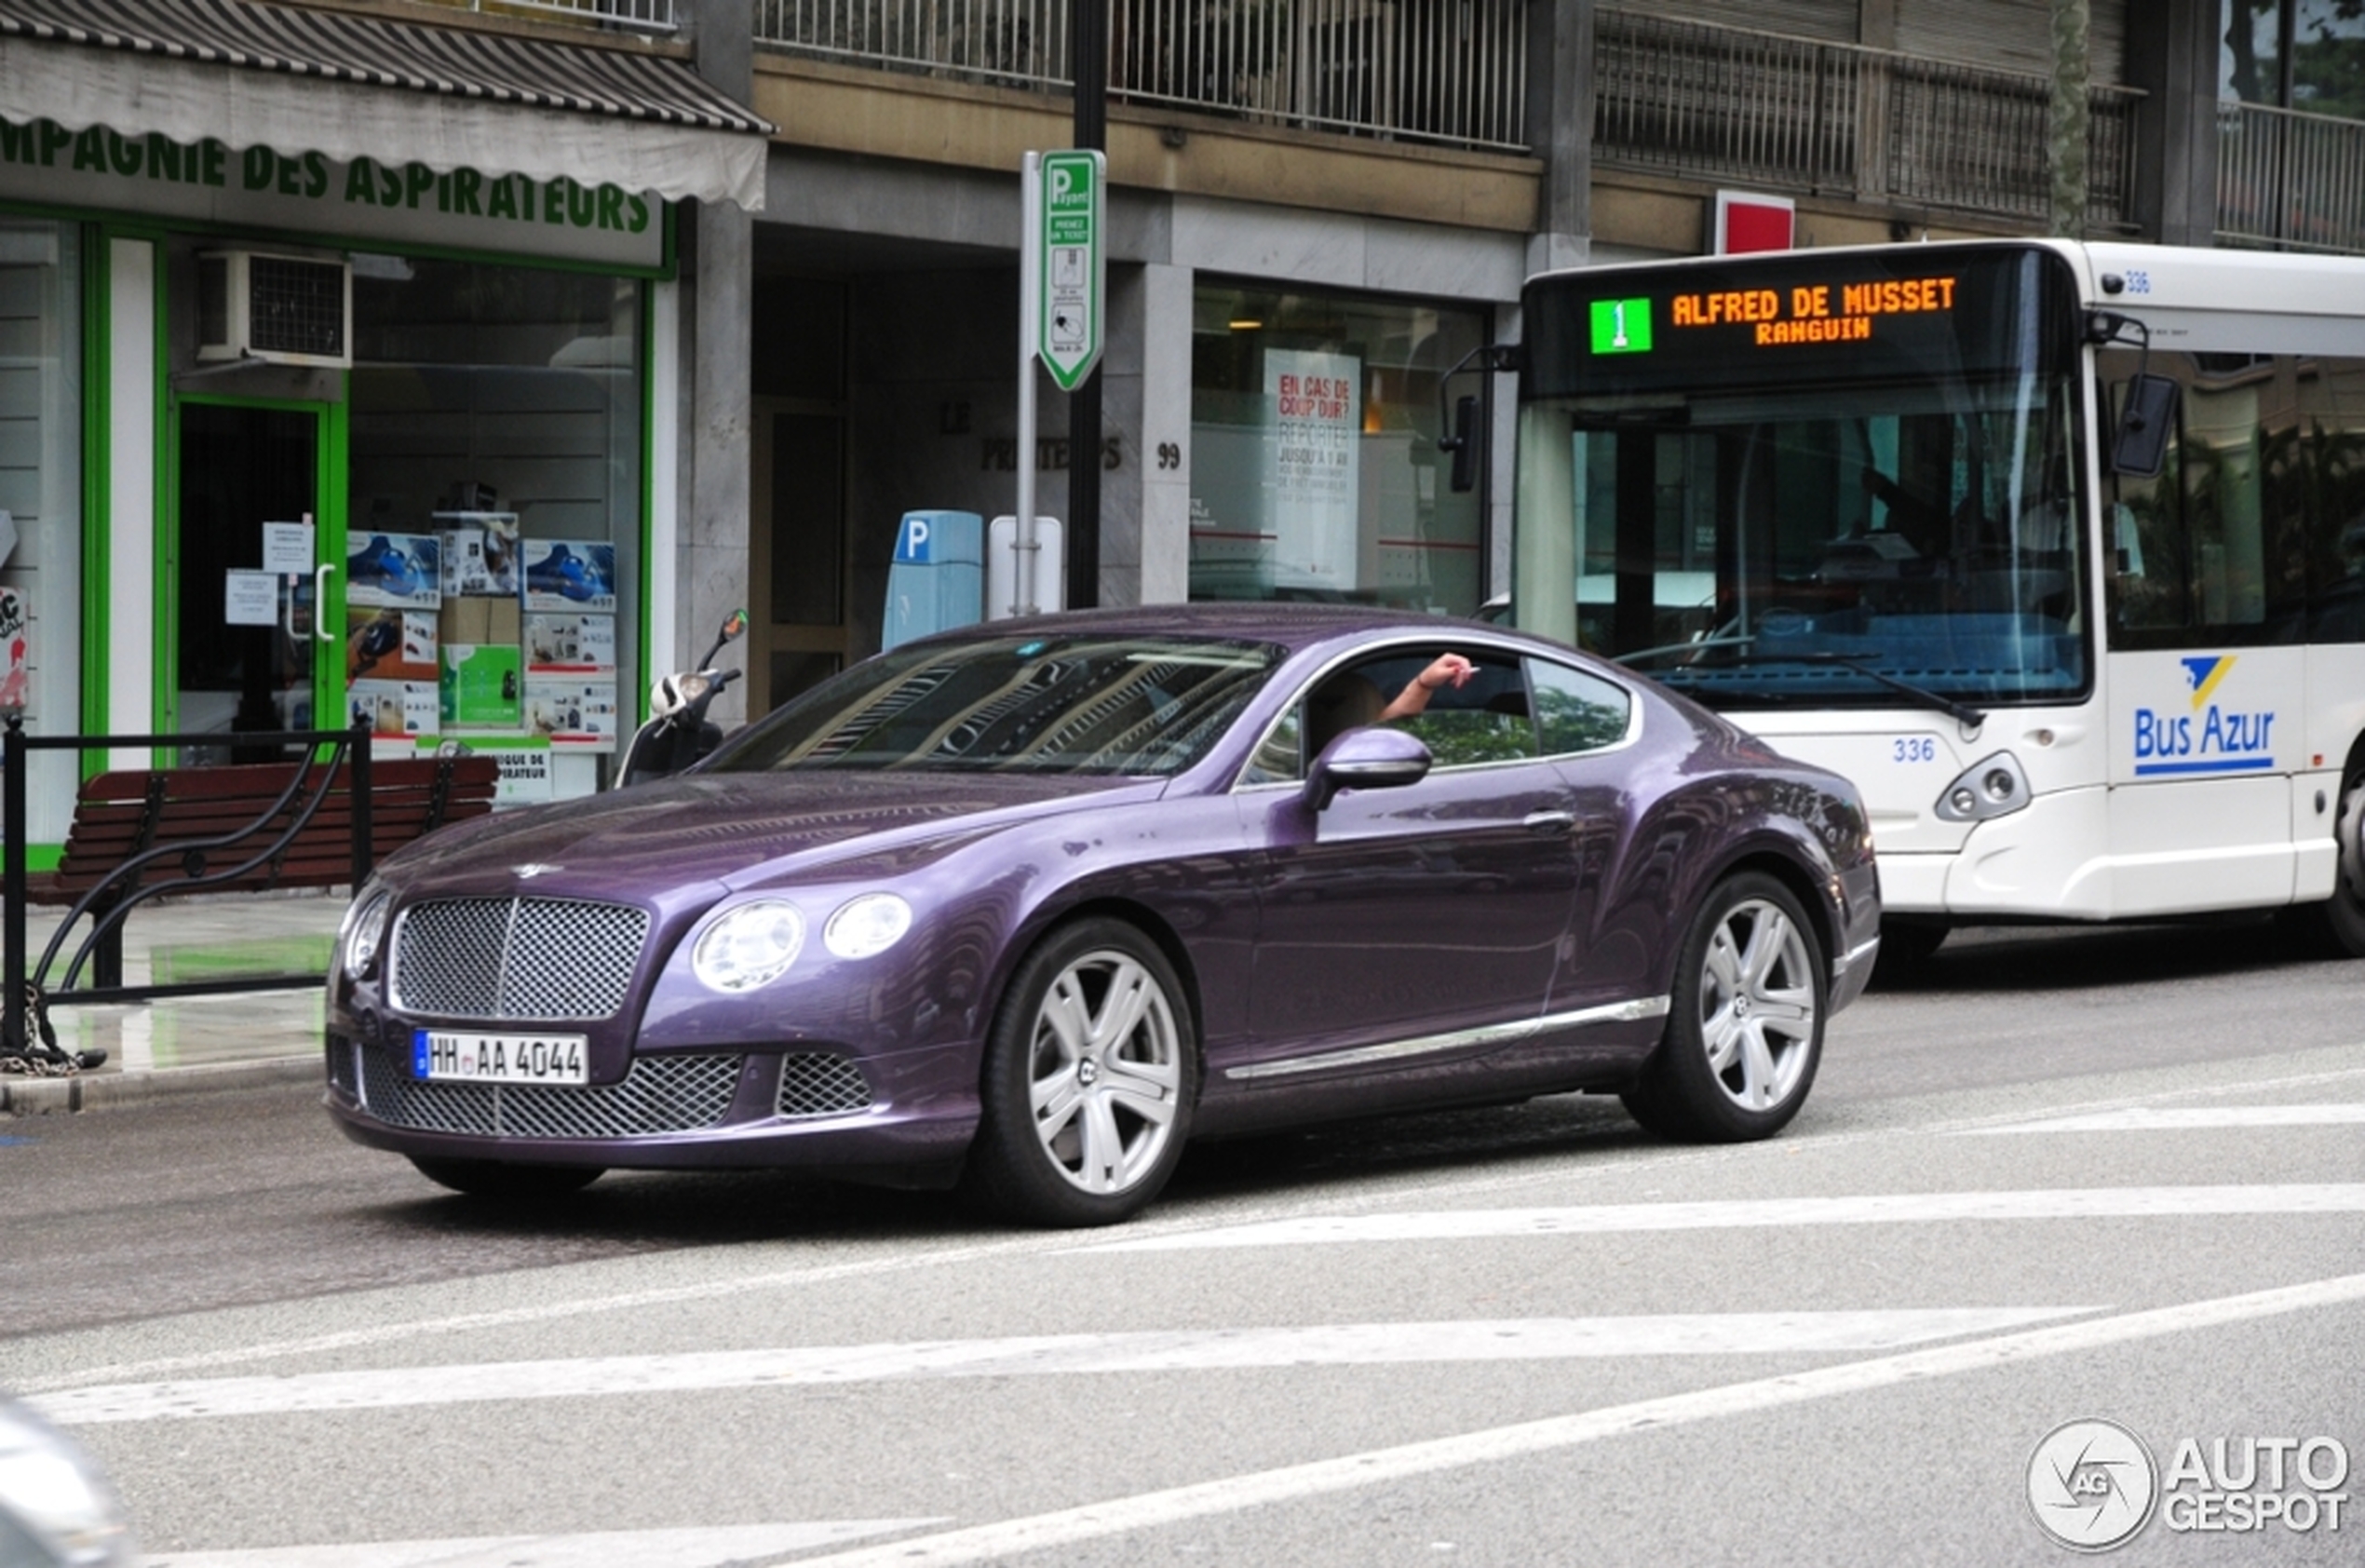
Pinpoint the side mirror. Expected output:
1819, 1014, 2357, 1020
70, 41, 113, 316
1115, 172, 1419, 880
1446, 395, 1480, 493
1304, 725, 1432, 813
721, 609, 749, 643
2113, 374, 2178, 479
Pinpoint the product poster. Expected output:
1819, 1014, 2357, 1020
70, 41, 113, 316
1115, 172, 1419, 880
1264, 348, 1361, 592
0, 585, 26, 712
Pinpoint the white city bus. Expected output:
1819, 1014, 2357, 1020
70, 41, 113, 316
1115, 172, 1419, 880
1509, 239, 2365, 960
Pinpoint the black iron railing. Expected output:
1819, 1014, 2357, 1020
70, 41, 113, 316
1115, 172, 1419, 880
2, 719, 373, 1065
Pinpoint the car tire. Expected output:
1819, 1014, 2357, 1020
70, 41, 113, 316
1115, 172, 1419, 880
408, 1156, 604, 1199
1621, 872, 1827, 1142
2277, 771, 2365, 957
961, 918, 1197, 1228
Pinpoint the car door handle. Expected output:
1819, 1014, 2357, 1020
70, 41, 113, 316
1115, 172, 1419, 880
1523, 809, 1576, 835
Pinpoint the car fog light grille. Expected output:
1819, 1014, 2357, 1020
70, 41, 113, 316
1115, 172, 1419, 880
392, 898, 652, 1021
777, 1052, 873, 1120
325, 1034, 359, 1096
357, 1047, 741, 1138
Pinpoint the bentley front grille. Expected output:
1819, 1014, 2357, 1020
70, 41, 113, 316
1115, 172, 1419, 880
392, 897, 651, 1021
358, 1046, 742, 1139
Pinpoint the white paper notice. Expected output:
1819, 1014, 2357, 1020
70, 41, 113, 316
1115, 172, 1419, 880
261, 520, 315, 575
224, 570, 280, 627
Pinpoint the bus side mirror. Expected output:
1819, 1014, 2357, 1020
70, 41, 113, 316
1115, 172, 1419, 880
2113, 374, 2178, 479
1445, 395, 1480, 493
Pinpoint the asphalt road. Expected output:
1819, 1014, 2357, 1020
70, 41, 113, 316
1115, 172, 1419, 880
4, 918, 2362, 1566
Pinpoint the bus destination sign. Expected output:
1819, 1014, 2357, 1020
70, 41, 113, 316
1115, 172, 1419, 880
1529, 246, 2076, 399
1594, 275, 1960, 355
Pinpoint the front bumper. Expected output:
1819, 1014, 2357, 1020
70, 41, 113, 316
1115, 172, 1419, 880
321, 1031, 978, 1174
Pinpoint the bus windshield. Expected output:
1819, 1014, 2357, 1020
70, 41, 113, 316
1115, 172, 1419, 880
1515, 245, 2090, 710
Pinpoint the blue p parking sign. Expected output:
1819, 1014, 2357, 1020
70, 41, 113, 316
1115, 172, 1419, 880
895, 514, 934, 563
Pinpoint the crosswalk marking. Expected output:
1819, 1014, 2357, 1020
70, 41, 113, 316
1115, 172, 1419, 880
39, 1309, 2091, 1426
1959, 1104, 2365, 1133
1072, 1183, 2365, 1253
139, 1521, 946, 1568
780, 1272, 2365, 1568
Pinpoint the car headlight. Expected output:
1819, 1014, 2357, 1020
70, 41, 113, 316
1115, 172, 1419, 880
341, 889, 393, 980
824, 893, 913, 960
0, 1396, 136, 1565
692, 900, 805, 992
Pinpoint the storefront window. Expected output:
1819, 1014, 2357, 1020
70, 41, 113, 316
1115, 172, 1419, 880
349, 257, 642, 796
1189, 284, 1488, 614
0, 219, 80, 846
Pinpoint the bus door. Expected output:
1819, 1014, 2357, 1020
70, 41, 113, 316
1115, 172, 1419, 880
2101, 353, 2308, 914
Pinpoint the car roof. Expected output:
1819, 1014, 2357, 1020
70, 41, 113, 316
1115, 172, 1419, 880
899, 602, 1518, 657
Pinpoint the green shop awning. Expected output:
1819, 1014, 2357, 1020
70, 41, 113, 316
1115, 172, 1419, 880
0, 0, 771, 210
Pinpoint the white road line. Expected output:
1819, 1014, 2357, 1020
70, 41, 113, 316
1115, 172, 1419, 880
20, 1062, 2365, 1397
780, 1272, 2365, 1568
138, 1520, 946, 1568
1072, 1184, 2365, 1252
36, 1309, 2091, 1426
1959, 1105, 2365, 1133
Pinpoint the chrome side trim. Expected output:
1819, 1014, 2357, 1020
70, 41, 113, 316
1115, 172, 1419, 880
1837, 935, 1882, 979
1223, 994, 1671, 1082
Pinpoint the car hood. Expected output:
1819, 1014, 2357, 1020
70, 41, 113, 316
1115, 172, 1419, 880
382, 769, 1164, 896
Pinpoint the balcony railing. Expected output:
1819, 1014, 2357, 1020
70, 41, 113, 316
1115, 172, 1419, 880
432, 0, 678, 31
2218, 99, 2365, 254
1595, 11, 2140, 230
753, 0, 1530, 152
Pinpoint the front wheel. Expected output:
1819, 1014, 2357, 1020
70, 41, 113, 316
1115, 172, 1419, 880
2278, 772, 2365, 957
1622, 872, 1827, 1142
408, 1156, 604, 1200
961, 919, 1196, 1227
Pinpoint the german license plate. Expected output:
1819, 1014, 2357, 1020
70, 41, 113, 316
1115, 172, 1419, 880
412, 1029, 588, 1086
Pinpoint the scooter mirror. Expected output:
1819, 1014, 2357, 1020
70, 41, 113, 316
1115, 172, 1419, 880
722, 609, 749, 642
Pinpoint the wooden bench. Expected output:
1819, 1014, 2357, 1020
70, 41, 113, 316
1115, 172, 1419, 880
36, 752, 499, 991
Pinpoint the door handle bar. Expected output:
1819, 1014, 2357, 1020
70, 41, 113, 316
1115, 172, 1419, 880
1523, 809, 1576, 835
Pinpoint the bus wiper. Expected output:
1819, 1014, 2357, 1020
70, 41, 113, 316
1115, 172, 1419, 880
1734, 650, 1987, 728
1620, 640, 1986, 728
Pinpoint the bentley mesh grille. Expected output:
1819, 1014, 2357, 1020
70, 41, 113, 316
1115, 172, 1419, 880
358, 1046, 742, 1139
392, 897, 651, 1021
777, 1052, 873, 1120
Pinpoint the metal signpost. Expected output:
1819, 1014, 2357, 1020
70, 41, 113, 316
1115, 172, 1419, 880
1012, 148, 1103, 615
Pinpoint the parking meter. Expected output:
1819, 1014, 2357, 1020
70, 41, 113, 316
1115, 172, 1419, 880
883, 510, 984, 651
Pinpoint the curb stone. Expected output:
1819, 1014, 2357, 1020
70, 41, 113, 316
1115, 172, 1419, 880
0, 1053, 321, 1115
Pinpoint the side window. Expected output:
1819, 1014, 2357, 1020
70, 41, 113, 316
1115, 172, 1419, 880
1239, 705, 1303, 786
1528, 657, 1631, 756
1241, 646, 1538, 784
2105, 348, 2365, 649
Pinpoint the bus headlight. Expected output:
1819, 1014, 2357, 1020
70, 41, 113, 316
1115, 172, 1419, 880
1933, 751, 2032, 823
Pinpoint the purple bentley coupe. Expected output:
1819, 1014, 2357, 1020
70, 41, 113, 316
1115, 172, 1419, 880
325, 605, 1880, 1225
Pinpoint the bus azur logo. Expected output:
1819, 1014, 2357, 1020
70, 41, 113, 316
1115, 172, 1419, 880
2132, 656, 2277, 776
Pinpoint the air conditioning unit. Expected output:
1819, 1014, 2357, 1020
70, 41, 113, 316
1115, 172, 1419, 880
196, 250, 352, 368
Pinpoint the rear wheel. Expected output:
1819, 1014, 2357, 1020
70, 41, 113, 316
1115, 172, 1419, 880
408, 1156, 604, 1200
1622, 872, 1827, 1142
961, 918, 1196, 1227
2278, 772, 2365, 957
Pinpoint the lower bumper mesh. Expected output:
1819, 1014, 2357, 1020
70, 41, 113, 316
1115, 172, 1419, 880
358, 1045, 743, 1139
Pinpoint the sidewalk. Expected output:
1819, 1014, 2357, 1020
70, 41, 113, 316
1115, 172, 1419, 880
0, 890, 341, 1115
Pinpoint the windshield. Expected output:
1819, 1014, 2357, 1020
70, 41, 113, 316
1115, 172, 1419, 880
1514, 246, 2090, 710
705, 634, 1284, 777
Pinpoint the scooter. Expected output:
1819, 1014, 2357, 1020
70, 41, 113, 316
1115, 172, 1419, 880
615, 610, 748, 788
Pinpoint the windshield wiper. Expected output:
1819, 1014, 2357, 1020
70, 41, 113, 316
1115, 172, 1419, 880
1624, 640, 1986, 728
